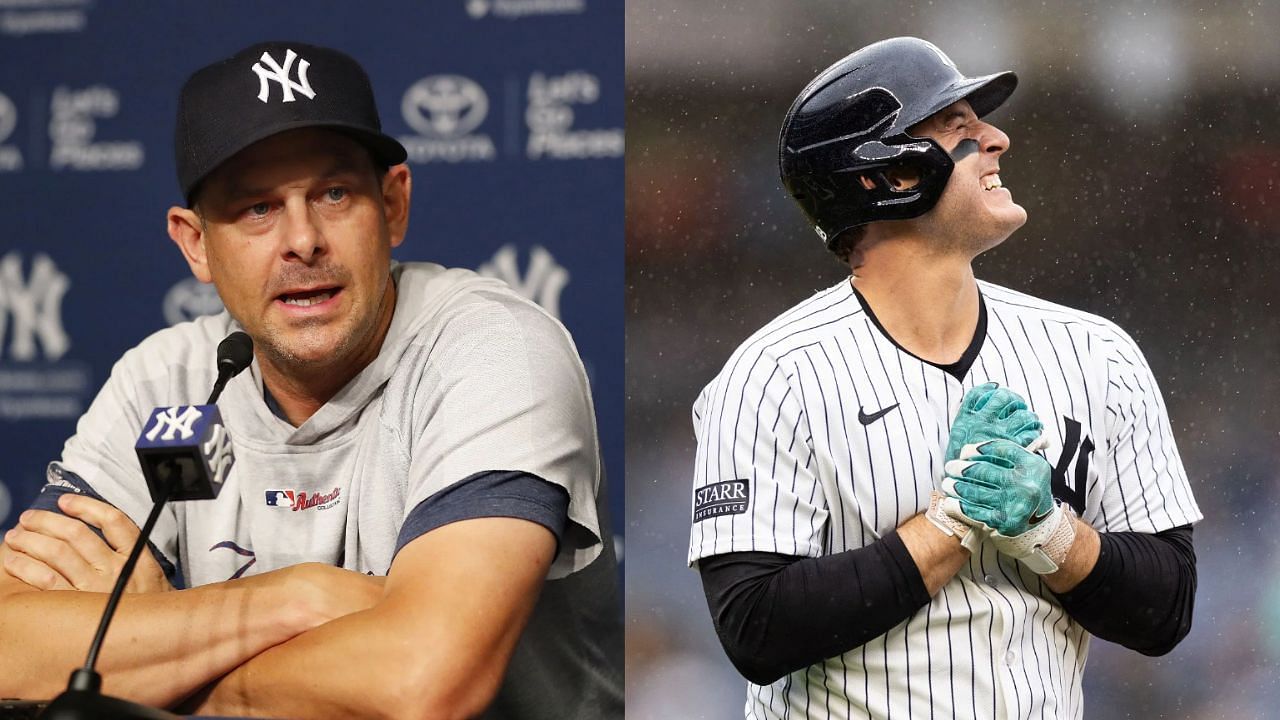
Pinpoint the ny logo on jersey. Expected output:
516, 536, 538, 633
252, 49, 316, 104
145, 406, 204, 442
1051, 417, 1094, 515
0, 252, 71, 362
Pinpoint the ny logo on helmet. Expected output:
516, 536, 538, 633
252, 49, 316, 104
920, 40, 959, 73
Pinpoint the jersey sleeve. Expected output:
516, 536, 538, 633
1096, 327, 1202, 533
688, 350, 828, 565
393, 471, 570, 556
44, 352, 181, 574
402, 293, 602, 580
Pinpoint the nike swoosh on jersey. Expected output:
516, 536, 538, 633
858, 403, 900, 425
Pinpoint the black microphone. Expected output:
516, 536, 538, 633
209, 331, 253, 405
39, 333, 254, 720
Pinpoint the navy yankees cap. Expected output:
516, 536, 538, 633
175, 41, 408, 204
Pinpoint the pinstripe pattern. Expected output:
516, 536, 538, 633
689, 278, 1201, 719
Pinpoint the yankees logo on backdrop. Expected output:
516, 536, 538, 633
0, 252, 70, 362
477, 244, 568, 319
253, 49, 315, 104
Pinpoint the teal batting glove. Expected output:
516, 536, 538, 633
941, 438, 1054, 538
945, 382, 1044, 463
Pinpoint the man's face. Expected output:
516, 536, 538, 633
905, 99, 1027, 251
176, 128, 407, 372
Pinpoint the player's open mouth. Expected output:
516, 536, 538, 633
277, 287, 342, 308
981, 173, 1003, 191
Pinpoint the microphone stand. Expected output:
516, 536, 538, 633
39, 366, 243, 720
37, 473, 181, 720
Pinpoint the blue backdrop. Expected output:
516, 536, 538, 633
0, 2, 623, 557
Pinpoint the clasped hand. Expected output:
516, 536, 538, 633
933, 383, 1072, 573
3, 492, 172, 593
944, 381, 1044, 463
943, 438, 1054, 538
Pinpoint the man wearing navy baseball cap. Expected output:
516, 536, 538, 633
0, 41, 622, 719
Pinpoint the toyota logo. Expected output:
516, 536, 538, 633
401, 75, 489, 138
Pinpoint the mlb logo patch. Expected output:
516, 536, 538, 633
265, 490, 295, 507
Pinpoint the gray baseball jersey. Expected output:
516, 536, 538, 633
688, 278, 1200, 720
40, 262, 623, 719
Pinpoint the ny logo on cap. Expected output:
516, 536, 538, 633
252, 49, 316, 104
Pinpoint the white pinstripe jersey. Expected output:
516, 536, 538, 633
688, 278, 1201, 720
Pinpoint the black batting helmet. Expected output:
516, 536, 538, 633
778, 37, 1017, 250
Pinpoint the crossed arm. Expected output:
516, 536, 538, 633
699, 510, 1102, 684
0, 494, 555, 719
699, 386, 1206, 687
703, 499, 1198, 685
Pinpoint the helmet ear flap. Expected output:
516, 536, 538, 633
780, 88, 956, 244
872, 165, 924, 192
778, 37, 1015, 253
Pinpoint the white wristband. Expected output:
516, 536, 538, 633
926, 491, 985, 553
991, 502, 1078, 574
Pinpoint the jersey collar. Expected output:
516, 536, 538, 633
848, 279, 987, 381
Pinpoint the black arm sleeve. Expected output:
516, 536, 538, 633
1052, 525, 1196, 656
698, 530, 931, 685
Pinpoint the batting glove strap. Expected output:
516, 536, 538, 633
926, 491, 986, 554
989, 502, 1078, 574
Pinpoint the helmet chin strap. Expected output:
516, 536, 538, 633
949, 138, 980, 162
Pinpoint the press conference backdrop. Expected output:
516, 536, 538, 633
0, 2, 624, 560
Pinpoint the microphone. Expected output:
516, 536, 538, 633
39, 332, 254, 720
134, 333, 251, 504
209, 331, 253, 405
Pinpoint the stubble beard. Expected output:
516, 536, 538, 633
258, 316, 358, 371
253, 279, 389, 382
920, 189, 1027, 259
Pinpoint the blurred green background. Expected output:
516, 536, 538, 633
625, 1, 1280, 717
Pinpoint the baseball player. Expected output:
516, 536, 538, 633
0, 42, 622, 718
689, 37, 1199, 719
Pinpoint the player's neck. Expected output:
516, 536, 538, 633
257, 366, 333, 426
850, 243, 980, 366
